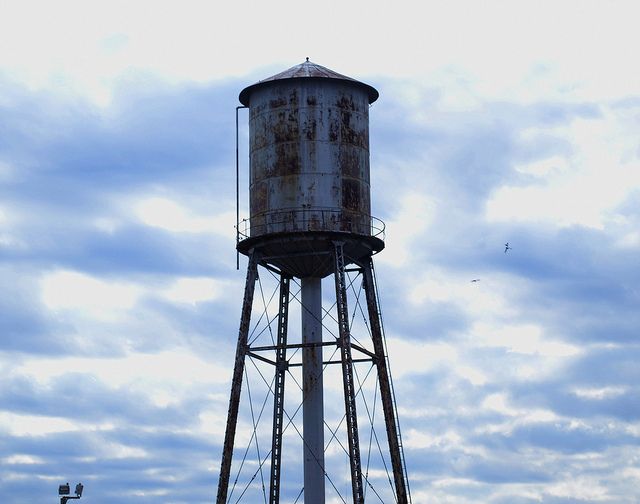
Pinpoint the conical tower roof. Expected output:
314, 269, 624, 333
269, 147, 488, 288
239, 58, 379, 106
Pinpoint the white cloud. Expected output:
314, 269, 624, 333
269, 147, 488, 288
454, 365, 487, 386
104, 444, 148, 459
487, 113, 640, 229
41, 270, 142, 319
430, 476, 482, 489
2, 0, 639, 110
135, 196, 233, 235
0, 412, 78, 436
547, 477, 610, 501
40, 268, 233, 328
481, 393, 517, 417
198, 410, 232, 438
377, 192, 435, 267
622, 467, 640, 483
514, 154, 569, 178
616, 231, 640, 249
3, 454, 44, 465
16, 349, 229, 389
477, 393, 560, 436
486, 181, 601, 228
160, 277, 224, 305
385, 337, 458, 378
471, 322, 581, 357
404, 429, 463, 450
408, 269, 513, 318
572, 387, 627, 400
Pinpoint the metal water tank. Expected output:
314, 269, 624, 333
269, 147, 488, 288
237, 59, 383, 277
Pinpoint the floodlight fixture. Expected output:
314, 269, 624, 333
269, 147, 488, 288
58, 482, 83, 503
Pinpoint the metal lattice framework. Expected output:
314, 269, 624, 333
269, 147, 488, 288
216, 243, 411, 504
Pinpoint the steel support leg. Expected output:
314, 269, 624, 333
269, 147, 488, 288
217, 253, 259, 504
333, 242, 365, 504
362, 259, 409, 504
269, 274, 291, 504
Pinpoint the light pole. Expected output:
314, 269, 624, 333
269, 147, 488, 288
58, 482, 83, 504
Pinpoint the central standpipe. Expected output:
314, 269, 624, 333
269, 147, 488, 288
301, 278, 325, 503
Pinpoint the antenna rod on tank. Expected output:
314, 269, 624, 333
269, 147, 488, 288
235, 106, 247, 270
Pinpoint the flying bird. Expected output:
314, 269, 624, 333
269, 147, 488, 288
504, 242, 512, 253
471, 279, 480, 283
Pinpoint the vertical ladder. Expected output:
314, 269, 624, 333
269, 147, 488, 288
333, 242, 365, 504
269, 274, 291, 504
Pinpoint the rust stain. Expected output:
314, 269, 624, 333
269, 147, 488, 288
309, 214, 321, 231
302, 118, 317, 141
339, 148, 360, 178
328, 109, 339, 142
339, 110, 367, 147
275, 175, 298, 207
342, 178, 360, 211
335, 95, 356, 111
289, 89, 298, 107
340, 212, 355, 232
273, 110, 299, 143
250, 180, 268, 216
269, 96, 287, 109
274, 143, 300, 176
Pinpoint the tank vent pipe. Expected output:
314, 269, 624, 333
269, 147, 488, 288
235, 105, 248, 270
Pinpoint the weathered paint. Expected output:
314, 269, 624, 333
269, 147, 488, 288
243, 69, 375, 239
301, 277, 325, 503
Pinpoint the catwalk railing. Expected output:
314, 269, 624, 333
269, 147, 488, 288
236, 208, 385, 243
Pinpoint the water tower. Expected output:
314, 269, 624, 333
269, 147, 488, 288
217, 59, 410, 504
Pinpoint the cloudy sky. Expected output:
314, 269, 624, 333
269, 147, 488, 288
2, 0, 640, 502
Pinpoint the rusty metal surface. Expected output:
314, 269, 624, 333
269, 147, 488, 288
245, 75, 376, 240
363, 260, 410, 503
238, 209, 384, 240
239, 59, 378, 106
216, 253, 259, 504
269, 274, 291, 504
333, 241, 365, 504
237, 231, 384, 278
301, 277, 325, 502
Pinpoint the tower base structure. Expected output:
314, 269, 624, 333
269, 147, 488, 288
216, 234, 410, 504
